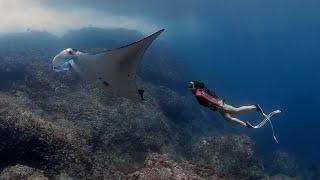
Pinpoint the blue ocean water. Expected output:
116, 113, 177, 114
0, 0, 319, 177
169, 0, 320, 167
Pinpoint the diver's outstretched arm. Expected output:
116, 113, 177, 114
220, 103, 256, 114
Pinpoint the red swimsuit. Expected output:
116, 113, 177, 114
194, 88, 222, 108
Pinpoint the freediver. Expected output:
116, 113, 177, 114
188, 80, 263, 128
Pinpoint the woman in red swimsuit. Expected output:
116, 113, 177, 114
188, 81, 262, 128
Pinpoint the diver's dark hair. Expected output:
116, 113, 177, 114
192, 80, 205, 89
192, 80, 216, 97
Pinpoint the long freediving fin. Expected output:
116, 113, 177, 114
264, 111, 279, 143
255, 110, 281, 128
250, 107, 281, 143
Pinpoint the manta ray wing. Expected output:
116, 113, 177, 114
75, 29, 164, 100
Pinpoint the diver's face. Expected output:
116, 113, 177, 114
52, 48, 78, 72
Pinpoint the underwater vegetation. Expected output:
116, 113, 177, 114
0, 28, 317, 179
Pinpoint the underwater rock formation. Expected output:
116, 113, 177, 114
271, 150, 299, 176
0, 165, 48, 180
0, 93, 93, 178
131, 140, 271, 180
130, 153, 205, 180
191, 135, 268, 179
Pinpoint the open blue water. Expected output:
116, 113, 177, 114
168, 0, 320, 167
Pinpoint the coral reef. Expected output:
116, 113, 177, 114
130, 153, 205, 180
0, 165, 48, 180
190, 135, 268, 179
0, 92, 93, 178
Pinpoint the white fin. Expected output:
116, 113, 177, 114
255, 110, 281, 128
252, 109, 281, 143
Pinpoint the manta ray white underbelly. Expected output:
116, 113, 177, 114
52, 29, 164, 101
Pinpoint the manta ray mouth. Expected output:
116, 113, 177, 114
53, 60, 73, 72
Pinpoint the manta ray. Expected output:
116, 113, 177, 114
52, 29, 164, 101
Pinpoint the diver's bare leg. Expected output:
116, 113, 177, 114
221, 103, 256, 114
219, 111, 247, 127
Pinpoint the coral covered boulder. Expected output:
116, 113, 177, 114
191, 135, 267, 179
0, 92, 93, 178
0, 165, 48, 180
130, 153, 206, 180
